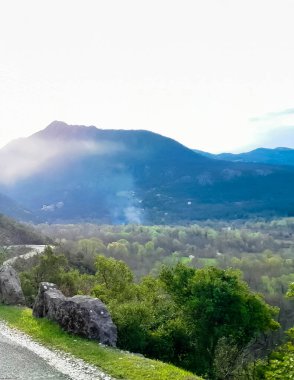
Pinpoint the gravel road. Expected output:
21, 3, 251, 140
3, 245, 48, 266
0, 322, 114, 380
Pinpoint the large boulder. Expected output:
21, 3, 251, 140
0, 265, 25, 305
33, 282, 117, 347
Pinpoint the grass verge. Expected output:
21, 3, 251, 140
0, 305, 201, 380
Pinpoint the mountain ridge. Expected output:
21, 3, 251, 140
0, 121, 293, 223
194, 147, 294, 166
0, 214, 48, 245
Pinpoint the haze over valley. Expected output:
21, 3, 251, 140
0, 121, 293, 224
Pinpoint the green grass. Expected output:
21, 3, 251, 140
0, 305, 201, 380
198, 258, 218, 266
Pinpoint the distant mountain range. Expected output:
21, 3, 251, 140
0, 121, 293, 223
194, 147, 294, 166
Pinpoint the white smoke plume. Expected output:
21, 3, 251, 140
124, 206, 143, 224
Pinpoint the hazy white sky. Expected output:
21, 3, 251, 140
1, 0, 294, 152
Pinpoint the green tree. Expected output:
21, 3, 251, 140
78, 238, 105, 256
0, 246, 8, 265
107, 241, 129, 260
91, 255, 134, 302
20, 246, 69, 304
32, 246, 67, 285
160, 264, 280, 377
262, 283, 294, 379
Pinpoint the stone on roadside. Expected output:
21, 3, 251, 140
0, 265, 25, 305
33, 282, 117, 347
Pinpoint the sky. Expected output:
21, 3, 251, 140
0, 0, 294, 153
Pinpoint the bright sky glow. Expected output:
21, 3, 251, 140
0, 0, 294, 153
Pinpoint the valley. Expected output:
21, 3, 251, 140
1, 216, 293, 379
0, 123, 293, 379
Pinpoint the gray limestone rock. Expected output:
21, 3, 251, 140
0, 265, 25, 305
33, 282, 117, 347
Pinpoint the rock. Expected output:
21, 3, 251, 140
0, 265, 25, 305
33, 282, 117, 347
32, 282, 64, 319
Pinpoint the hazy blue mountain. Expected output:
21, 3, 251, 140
194, 147, 294, 166
0, 192, 34, 222
0, 121, 294, 223
193, 149, 216, 159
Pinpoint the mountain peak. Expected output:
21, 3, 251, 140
46, 120, 69, 129
36, 121, 98, 140
33, 122, 207, 161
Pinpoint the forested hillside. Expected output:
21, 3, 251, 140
16, 246, 278, 379
8, 217, 289, 378
0, 214, 47, 245
0, 121, 294, 223
33, 219, 294, 335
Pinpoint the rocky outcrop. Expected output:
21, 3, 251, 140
33, 282, 117, 347
0, 265, 25, 305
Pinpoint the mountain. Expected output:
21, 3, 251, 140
194, 147, 294, 166
0, 192, 34, 221
0, 214, 48, 245
0, 121, 294, 223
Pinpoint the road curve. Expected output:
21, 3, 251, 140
3, 245, 48, 266
0, 322, 114, 380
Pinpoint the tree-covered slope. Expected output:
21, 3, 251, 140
0, 214, 47, 245
0, 121, 293, 223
